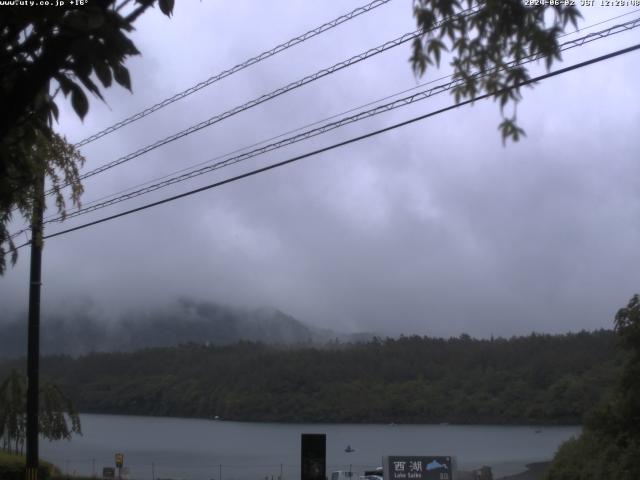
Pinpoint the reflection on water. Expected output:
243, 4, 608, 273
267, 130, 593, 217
40, 414, 581, 480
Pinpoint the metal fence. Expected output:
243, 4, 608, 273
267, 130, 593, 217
53, 460, 381, 480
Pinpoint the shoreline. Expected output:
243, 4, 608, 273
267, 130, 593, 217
497, 462, 551, 480
76, 411, 582, 427
459, 461, 552, 480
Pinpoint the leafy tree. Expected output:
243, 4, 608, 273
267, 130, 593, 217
547, 294, 640, 479
0, 0, 175, 274
411, 0, 581, 142
0, 370, 81, 454
39, 382, 82, 442
0, 370, 26, 453
0, 132, 84, 273
614, 294, 640, 415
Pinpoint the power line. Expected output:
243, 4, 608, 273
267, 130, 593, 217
8, 13, 639, 242
54, 10, 640, 215
36, 17, 640, 226
54, 73, 455, 215
6, 6, 634, 239
4, 0, 398, 221
45, 7, 479, 198
22, 6, 635, 213
25, 74, 448, 230
73, 0, 393, 148
16, 43, 634, 246
565, 7, 640, 36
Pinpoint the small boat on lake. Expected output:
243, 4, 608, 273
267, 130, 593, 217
345, 445, 355, 453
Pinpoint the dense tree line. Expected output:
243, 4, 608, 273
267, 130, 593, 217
0, 371, 81, 455
0, 330, 623, 425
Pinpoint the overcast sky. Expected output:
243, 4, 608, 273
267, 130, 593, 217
2, 1, 640, 338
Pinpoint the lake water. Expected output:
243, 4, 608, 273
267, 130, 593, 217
39, 414, 581, 480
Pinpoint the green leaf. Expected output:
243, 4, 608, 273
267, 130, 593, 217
72, 49, 93, 79
55, 73, 75, 96
415, 7, 435, 31
410, 38, 427, 75
158, 0, 175, 17
498, 117, 526, 145
112, 63, 132, 91
94, 61, 112, 88
77, 74, 105, 101
427, 38, 446, 66
453, 36, 467, 56
70, 84, 89, 120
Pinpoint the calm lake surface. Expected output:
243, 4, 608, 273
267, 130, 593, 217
39, 414, 581, 480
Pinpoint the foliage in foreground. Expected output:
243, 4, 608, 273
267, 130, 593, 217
0, 450, 59, 480
546, 430, 640, 480
0, 0, 175, 274
547, 294, 640, 479
411, 0, 581, 143
0, 370, 82, 455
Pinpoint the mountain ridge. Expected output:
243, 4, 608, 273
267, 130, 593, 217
0, 298, 374, 358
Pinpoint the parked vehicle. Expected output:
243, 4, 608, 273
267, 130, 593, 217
331, 470, 357, 480
361, 467, 383, 480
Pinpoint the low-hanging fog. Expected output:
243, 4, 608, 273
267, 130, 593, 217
1, 1, 639, 341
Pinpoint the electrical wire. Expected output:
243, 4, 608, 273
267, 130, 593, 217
36, 16, 640, 226
565, 7, 640, 36
5, 5, 479, 241
3, 0, 397, 221
9, 42, 632, 248
45, 7, 479, 198
58, 9, 640, 215
73, 0, 394, 148
56, 74, 456, 214
7, 13, 639, 243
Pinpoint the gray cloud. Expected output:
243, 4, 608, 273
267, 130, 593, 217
2, 1, 639, 339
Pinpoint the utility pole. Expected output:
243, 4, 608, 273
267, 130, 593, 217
25, 169, 45, 480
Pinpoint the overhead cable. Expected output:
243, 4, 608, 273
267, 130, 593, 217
46, 7, 479, 197
37, 17, 640, 226
12, 42, 632, 246
8, 14, 639, 242
73, 0, 393, 148
59, 10, 640, 215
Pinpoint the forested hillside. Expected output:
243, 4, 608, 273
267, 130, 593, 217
0, 330, 623, 425
0, 299, 371, 357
